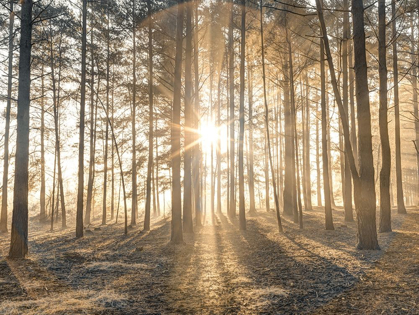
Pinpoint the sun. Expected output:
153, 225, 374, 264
199, 121, 219, 152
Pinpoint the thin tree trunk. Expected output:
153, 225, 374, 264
229, 0, 235, 218
261, 0, 283, 232
320, 40, 334, 230
144, 0, 153, 231
40, 63, 46, 223
76, 0, 87, 238
238, 0, 246, 230
378, 0, 392, 232
193, 0, 201, 226
316, 97, 322, 207
343, 0, 353, 221
248, 62, 256, 213
102, 6, 110, 226
392, 0, 407, 215
183, 0, 193, 233
171, 0, 185, 244
0, 0, 14, 233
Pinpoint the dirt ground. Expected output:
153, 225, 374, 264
0, 206, 418, 314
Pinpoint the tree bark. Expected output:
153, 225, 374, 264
76, 0, 87, 238
238, 0, 246, 230
144, 0, 153, 231
320, 40, 334, 230
171, 0, 185, 244
1, 0, 14, 233
343, 0, 353, 221
392, 0, 407, 215
9, 0, 33, 258
228, 0, 235, 218
378, 0, 392, 232
183, 0, 193, 233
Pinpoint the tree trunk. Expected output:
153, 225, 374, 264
9, 0, 33, 258
131, 0, 138, 226
102, 6, 111, 226
304, 73, 312, 210
248, 62, 256, 213
193, 0, 201, 226
228, 0, 235, 218
144, 0, 153, 231
85, 19, 95, 225
261, 0, 283, 232
76, 0, 87, 239
40, 63, 46, 223
171, 0, 185, 244
183, 0, 193, 233
316, 0, 379, 249
320, 40, 334, 230
1, 0, 14, 233
316, 98, 322, 207
392, 0, 407, 215
378, 0, 392, 232
343, 0, 353, 221
238, 0, 246, 230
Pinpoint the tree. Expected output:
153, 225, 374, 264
261, 0, 282, 232
392, 0, 407, 215
316, 0, 379, 249
9, 0, 33, 258
171, 0, 185, 244
131, 0, 138, 226
0, 0, 14, 233
320, 40, 333, 231
342, 0, 353, 222
183, 0, 193, 233
228, 0, 235, 218
238, 0, 246, 230
378, 0, 392, 233
144, 0, 153, 231
76, 0, 88, 239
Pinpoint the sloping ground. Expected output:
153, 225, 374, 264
0, 207, 416, 314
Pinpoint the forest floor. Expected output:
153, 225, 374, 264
0, 205, 418, 314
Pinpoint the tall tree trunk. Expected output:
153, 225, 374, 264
320, 40, 334, 230
111, 66, 115, 220
316, 97, 322, 207
131, 0, 138, 226
287, 29, 298, 223
40, 63, 46, 222
144, 0, 153, 231
392, 0, 407, 214
304, 72, 313, 210
343, 0, 353, 221
183, 0, 193, 233
49, 24, 66, 229
193, 0, 201, 226
378, 0, 392, 232
9, 0, 33, 258
85, 19, 96, 226
171, 0, 185, 244
261, 0, 283, 232
248, 62, 256, 213
228, 0, 235, 218
76, 0, 87, 238
1, 0, 14, 233
283, 38, 294, 217
238, 0, 246, 230
102, 6, 110, 226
